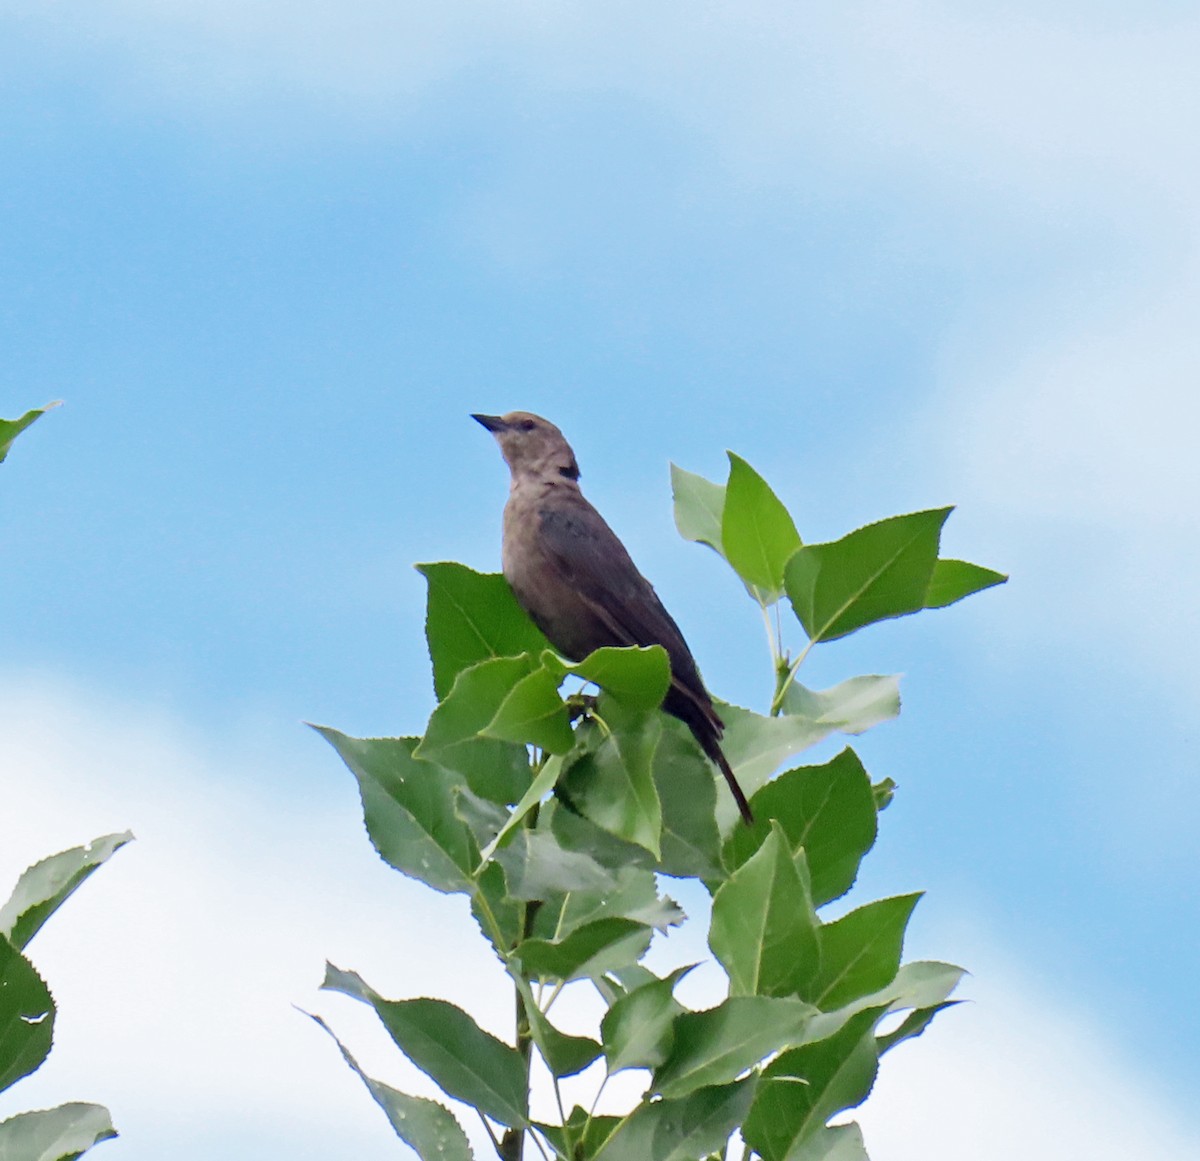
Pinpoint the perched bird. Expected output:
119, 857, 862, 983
473, 410, 754, 824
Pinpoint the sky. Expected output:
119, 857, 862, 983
1, 2, 1198, 1158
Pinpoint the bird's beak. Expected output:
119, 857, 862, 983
472, 413, 506, 433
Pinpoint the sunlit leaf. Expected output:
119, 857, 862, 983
544, 645, 672, 712
778, 675, 900, 737
721, 453, 801, 603
925, 558, 1007, 609
670, 464, 727, 556
0, 1102, 116, 1161
0, 403, 57, 465
785, 509, 951, 643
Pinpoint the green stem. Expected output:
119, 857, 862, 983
769, 640, 813, 716
499, 801, 543, 1161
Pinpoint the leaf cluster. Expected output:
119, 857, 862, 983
315, 453, 1003, 1160
1, 405, 128, 1160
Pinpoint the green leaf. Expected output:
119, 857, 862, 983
724, 749, 878, 908
600, 965, 694, 1074
670, 464, 727, 556
307, 1011, 475, 1160
593, 1078, 756, 1161
539, 1106, 622, 1158
548, 800, 658, 879
0, 404, 56, 465
558, 701, 663, 857
0, 935, 54, 1095
709, 823, 819, 998
779, 675, 901, 737
653, 720, 724, 880
314, 729, 476, 894
810, 894, 921, 1009
415, 656, 535, 803
510, 977, 601, 1079
786, 1122, 870, 1161
483, 666, 574, 755
535, 865, 683, 942
0, 1103, 117, 1160
322, 965, 528, 1129
925, 558, 1007, 609
721, 453, 801, 602
477, 754, 564, 865
543, 645, 672, 712
497, 828, 621, 903
652, 996, 818, 1098
0, 833, 132, 951
417, 563, 550, 700
876, 1000, 959, 1054
713, 702, 851, 833
515, 918, 653, 984
785, 508, 952, 643
742, 1007, 881, 1161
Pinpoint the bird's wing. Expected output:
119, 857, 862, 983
538, 499, 720, 727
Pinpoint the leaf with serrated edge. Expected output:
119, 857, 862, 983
600, 964, 695, 1074
785, 509, 951, 644
721, 453, 801, 602
509, 976, 601, 1078
314, 729, 476, 894
306, 1011, 475, 1159
0, 935, 54, 1094
482, 665, 574, 754
322, 965, 528, 1129
671, 463, 728, 556
725, 749, 877, 908
594, 1077, 756, 1161
710, 824, 819, 998
559, 701, 663, 857
742, 1007, 881, 1161
0, 1103, 117, 1161
652, 996, 818, 1098
417, 563, 550, 699
786, 1121, 870, 1161
516, 918, 652, 983
810, 894, 921, 1009
0, 833, 132, 951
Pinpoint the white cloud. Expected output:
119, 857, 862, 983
1, 675, 1195, 1158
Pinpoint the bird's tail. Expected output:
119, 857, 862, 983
701, 734, 755, 826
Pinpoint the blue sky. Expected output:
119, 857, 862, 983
2, 4, 1198, 1158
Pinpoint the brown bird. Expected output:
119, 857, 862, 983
473, 410, 754, 824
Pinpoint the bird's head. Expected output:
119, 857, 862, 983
472, 411, 581, 483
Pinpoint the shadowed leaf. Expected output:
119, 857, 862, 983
322, 965, 528, 1129
0, 936, 54, 1095
0, 833, 132, 951
307, 1011, 475, 1159
417, 563, 550, 699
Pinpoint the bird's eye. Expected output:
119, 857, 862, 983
520, 419, 536, 431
